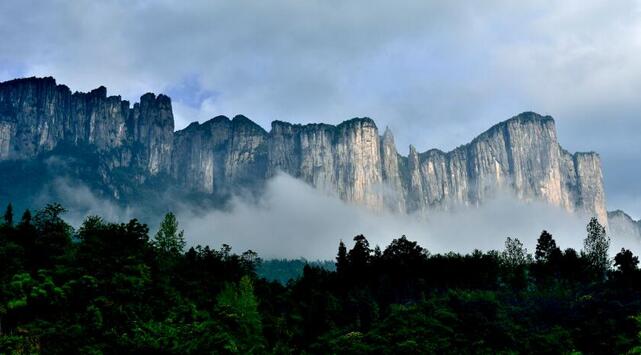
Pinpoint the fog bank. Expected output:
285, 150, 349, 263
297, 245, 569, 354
178, 173, 638, 259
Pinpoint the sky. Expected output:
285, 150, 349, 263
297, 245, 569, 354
1, 0, 640, 219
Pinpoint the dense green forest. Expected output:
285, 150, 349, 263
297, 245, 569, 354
257, 259, 335, 284
1, 203, 641, 354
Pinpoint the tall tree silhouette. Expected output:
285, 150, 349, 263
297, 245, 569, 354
3, 203, 13, 226
583, 218, 610, 279
348, 235, 371, 276
336, 240, 348, 274
535, 230, 560, 263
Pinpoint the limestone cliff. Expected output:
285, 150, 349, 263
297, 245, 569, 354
390, 113, 607, 223
268, 118, 383, 208
171, 115, 268, 195
608, 210, 641, 240
0, 77, 173, 178
0, 77, 610, 224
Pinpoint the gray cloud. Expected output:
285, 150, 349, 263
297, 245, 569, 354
35, 177, 138, 227
0, 0, 639, 218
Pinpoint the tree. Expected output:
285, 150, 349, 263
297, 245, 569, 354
15, 209, 36, 264
33, 203, 72, 267
501, 237, 530, 289
535, 230, 560, 263
154, 212, 185, 257
383, 235, 427, 261
18, 209, 31, 227
216, 276, 264, 352
614, 248, 638, 275
241, 250, 260, 273
583, 218, 610, 278
501, 237, 530, 268
347, 235, 371, 273
336, 240, 348, 274
382, 236, 428, 275
3, 203, 13, 226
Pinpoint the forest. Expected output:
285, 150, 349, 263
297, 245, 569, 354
1, 203, 641, 354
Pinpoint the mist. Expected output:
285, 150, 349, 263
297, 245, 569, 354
176, 173, 640, 259
34, 178, 140, 226
36, 173, 640, 260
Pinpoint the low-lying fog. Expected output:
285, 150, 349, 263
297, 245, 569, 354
41, 173, 641, 260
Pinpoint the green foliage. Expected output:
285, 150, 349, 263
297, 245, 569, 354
154, 212, 186, 256
583, 217, 610, 278
216, 276, 265, 353
501, 237, 530, 267
1, 206, 641, 353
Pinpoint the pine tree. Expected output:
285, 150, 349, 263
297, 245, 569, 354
19, 209, 31, 226
154, 212, 185, 256
336, 240, 348, 274
535, 230, 560, 263
3, 203, 13, 226
216, 276, 264, 352
583, 217, 610, 279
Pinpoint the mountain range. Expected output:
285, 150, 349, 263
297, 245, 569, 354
0, 76, 636, 236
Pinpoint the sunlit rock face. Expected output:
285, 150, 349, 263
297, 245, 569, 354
0, 77, 608, 224
268, 118, 383, 209
391, 113, 607, 224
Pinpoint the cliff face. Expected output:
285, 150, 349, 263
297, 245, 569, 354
0, 77, 609, 224
171, 115, 268, 195
389, 113, 607, 223
608, 210, 641, 240
268, 118, 383, 208
0, 77, 174, 178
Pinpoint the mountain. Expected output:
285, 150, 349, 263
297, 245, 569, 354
0, 77, 611, 225
608, 210, 641, 240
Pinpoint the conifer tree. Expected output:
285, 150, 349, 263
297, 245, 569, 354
217, 276, 264, 352
3, 203, 13, 226
336, 240, 348, 274
535, 230, 560, 263
154, 212, 185, 256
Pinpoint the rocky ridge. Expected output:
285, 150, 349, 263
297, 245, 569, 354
0, 77, 610, 224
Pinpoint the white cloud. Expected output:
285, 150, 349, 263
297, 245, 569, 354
178, 173, 638, 259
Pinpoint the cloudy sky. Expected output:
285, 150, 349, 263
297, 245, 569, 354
1, 0, 640, 218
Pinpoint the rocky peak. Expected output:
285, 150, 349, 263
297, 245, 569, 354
608, 210, 641, 239
381, 126, 394, 143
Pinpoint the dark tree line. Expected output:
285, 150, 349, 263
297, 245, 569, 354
1, 203, 641, 354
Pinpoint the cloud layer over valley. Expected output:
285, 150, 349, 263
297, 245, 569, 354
38, 173, 638, 260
